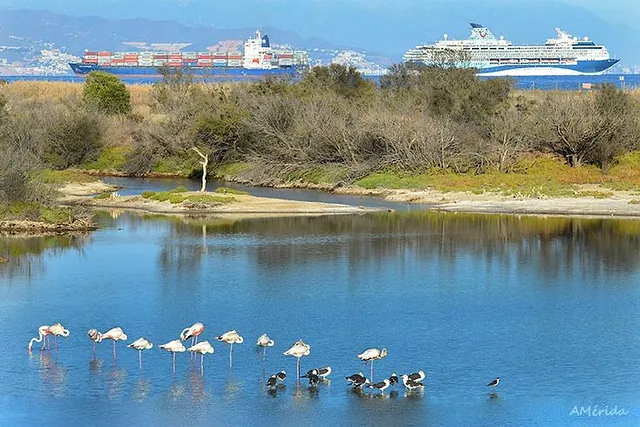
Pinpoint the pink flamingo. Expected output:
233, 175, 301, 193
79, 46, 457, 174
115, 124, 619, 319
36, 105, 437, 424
160, 339, 186, 373
28, 325, 52, 352
87, 329, 102, 358
181, 322, 205, 360
128, 338, 153, 369
100, 327, 128, 359
47, 323, 70, 351
187, 341, 214, 375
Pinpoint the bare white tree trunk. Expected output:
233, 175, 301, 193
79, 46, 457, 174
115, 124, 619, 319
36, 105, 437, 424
192, 147, 209, 192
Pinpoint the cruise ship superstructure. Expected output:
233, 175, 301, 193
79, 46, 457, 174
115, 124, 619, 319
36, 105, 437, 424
403, 23, 619, 76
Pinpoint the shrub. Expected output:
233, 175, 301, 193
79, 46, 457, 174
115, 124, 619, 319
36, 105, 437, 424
82, 71, 131, 115
214, 187, 248, 195
45, 112, 103, 170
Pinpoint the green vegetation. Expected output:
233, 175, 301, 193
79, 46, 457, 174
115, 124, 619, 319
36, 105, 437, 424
0, 202, 73, 224
32, 169, 97, 184
81, 146, 130, 171
141, 188, 235, 205
82, 71, 131, 115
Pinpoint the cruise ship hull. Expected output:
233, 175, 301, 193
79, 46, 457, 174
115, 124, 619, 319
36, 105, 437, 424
69, 63, 301, 80
476, 59, 619, 77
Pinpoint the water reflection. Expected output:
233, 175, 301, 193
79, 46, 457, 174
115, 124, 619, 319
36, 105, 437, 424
188, 369, 207, 403
134, 377, 152, 403
107, 364, 128, 400
32, 351, 67, 397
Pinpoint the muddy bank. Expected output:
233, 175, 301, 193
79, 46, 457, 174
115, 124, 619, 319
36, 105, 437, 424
0, 220, 96, 234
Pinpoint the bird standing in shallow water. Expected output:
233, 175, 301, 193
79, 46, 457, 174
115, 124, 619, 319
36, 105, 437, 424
100, 327, 127, 360
160, 339, 186, 373
406, 370, 426, 382
283, 339, 311, 380
256, 334, 275, 360
346, 371, 370, 389
357, 347, 387, 382
369, 379, 391, 394
47, 323, 70, 351
402, 374, 425, 391
216, 330, 244, 368
28, 325, 52, 352
389, 373, 399, 387
127, 337, 153, 369
87, 329, 102, 357
188, 341, 214, 374
487, 377, 500, 394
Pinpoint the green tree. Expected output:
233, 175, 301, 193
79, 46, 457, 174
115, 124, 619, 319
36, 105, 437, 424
82, 71, 131, 115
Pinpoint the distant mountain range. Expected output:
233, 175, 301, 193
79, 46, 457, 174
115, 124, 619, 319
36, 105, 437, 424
0, 2, 638, 74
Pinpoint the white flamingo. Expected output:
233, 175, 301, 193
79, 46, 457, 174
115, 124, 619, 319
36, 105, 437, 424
100, 327, 128, 359
283, 339, 311, 380
357, 347, 387, 382
256, 334, 275, 359
28, 325, 52, 352
87, 329, 102, 357
160, 339, 186, 373
127, 337, 153, 369
47, 323, 70, 351
188, 341, 214, 374
216, 330, 244, 368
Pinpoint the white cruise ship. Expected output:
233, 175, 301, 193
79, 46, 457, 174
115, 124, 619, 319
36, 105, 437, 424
403, 23, 619, 76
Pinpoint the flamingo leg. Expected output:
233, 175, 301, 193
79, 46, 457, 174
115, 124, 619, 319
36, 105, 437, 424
263, 347, 267, 360
41, 336, 46, 351
172, 352, 176, 374
113, 340, 117, 360
139, 350, 142, 370
93, 341, 96, 358
296, 357, 300, 380
200, 353, 204, 375
54, 335, 58, 351
371, 361, 374, 383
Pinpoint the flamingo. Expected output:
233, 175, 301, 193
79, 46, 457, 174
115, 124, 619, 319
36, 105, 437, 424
357, 347, 387, 382
216, 330, 244, 368
47, 323, 70, 351
187, 341, 214, 374
127, 338, 153, 369
256, 334, 275, 360
159, 339, 186, 373
180, 322, 205, 347
87, 329, 102, 357
28, 325, 52, 352
283, 339, 310, 380
100, 327, 128, 359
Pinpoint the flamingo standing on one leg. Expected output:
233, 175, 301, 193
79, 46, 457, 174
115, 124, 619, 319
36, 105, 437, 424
28, 325, 52, 352
357, 347, 387, 383
100, 327, 128, 359
128, 338, 153, 370
87, 329, 102, 358
256, 334, 275, 360
283, 339, 311, 380
180, 322, 205, 359
160, 339, 186, 373
216, 330, 244, 369
187, 341, 214, 375
47, 323, 70, 351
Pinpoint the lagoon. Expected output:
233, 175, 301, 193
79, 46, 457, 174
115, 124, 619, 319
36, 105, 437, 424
1, 194, 639, 425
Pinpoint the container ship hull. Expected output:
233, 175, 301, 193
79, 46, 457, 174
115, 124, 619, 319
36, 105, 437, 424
69, 63, 301, 79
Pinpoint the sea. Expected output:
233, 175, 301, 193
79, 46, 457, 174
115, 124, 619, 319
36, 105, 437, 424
0, 178, 639, 426
2, 74, 640, 91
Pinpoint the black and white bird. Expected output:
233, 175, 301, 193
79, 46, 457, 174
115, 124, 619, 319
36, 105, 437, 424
275, 371, 287, 383
317, 366, 332, 379
266, 375, 278, 388
346, 371, 366, 385
308, 372, 320, 387
487, 377, 500, 392
369, 379, 391, 393
401, 374, 425, 391
389, 373, 399, 386
302, 369, 317, 378
406, 370, 426, 382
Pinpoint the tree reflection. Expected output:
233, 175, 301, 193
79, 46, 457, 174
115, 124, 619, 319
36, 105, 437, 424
157, 212, 640, 280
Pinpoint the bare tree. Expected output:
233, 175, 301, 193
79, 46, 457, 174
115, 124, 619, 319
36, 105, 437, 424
192, 147, 208, 192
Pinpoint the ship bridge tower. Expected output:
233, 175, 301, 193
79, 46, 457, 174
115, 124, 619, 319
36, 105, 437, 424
244, 29, 274, 69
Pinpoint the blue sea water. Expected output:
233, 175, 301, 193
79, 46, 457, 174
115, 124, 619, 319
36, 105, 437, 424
0, 182, 639, 426
2, 74, 640, 91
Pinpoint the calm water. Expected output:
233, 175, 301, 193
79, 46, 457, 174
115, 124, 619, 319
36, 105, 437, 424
4, 74, 640, 91
1, 203, 639, 425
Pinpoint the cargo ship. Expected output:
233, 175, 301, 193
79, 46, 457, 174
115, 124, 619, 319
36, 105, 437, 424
69, 30, 309, 80
403, 24, 619, 76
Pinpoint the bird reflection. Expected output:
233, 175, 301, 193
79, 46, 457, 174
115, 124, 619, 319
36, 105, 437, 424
189, 369, 207, 403
168, 380, 186, 400
36, 351, 67, 397
89, 357, 104, 375
224, 377, 241, 399
134, 377, 152, 403
107, 365, 128, 400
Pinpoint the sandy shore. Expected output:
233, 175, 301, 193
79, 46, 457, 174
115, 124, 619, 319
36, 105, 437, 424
62, 192, 386, 217
332, 186, 640, 217
59, 181, 118, 196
